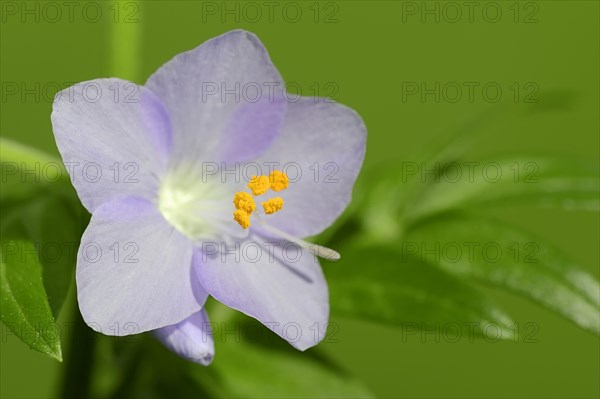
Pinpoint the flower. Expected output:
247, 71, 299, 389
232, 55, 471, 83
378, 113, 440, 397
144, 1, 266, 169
51, 30, 366, 364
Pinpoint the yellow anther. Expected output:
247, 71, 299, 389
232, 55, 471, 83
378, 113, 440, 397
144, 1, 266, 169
233, 191, 256, 213
269, 170, 289, 192
233, 209, 251, 229
262, 197, 284, 214
247, 175, 270, 196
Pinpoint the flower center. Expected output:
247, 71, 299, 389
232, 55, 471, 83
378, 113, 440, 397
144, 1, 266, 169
158, 169, 234, 241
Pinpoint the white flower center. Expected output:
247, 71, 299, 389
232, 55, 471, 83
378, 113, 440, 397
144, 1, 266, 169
158, 169, 237, 241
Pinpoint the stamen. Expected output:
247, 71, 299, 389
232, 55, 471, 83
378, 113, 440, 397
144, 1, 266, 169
233, 209, 251, 229
233, 192, 256, 213
247, 175, 270, 196
269, 170, 289, 192
261, 197, 284, 214
235, 171, 290, 230
258, 220, 341, 261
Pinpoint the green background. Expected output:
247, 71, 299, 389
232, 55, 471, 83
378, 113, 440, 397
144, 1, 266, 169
1, 1, 598, 398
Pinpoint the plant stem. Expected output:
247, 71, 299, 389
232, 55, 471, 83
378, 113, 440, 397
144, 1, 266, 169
109, 0, 142, 82
59, 301, 96, 399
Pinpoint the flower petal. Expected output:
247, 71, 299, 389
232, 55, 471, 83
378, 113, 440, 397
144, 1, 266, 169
154, 309, 214, 366
51, 78, 172, 212
195, 234, 329, 351
254, 97, 367, 238
219, 97, 287, 164
76, 197, 206, 335
145, 29, 286, 165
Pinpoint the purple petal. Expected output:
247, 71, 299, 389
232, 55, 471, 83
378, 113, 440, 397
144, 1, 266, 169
145, 29, 286, 165
154, 309, 214, 366
51, 78, 172, 212
195, 234, 329, 351
254, 97, 367, 238
76, 197, 207, 335
220, 97, 287, 164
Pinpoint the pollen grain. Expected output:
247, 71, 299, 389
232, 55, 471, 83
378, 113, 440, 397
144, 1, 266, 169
233, 209, 251, 229
269, 170, 289, 192
262, 197, 284, 214
247, 175, 270, 196
233, 191, 256, 213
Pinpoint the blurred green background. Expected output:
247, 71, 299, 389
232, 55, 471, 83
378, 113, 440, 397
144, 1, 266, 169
1, 1, 598, 398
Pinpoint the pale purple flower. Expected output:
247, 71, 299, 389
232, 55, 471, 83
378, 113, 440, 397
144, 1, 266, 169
51, 30, 365, 365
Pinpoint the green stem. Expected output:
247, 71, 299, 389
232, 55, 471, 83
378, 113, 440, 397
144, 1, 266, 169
59, 301, 96, 399
109, 0, 142, 81
108, 338, 146, 399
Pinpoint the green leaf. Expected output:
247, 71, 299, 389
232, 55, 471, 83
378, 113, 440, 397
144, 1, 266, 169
327, 246, 515, 338
1, 140, 83, 319
406, 215, 600, 334
1, 197, 82, 319
0, 240, 62, 361
405, 158, 599, 225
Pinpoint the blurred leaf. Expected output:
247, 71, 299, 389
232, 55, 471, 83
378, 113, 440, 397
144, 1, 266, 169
1, 161, 63, 203
524, 89, 577, 113
96, 334, 215, 399
351, 112, 494, 244
327, 246, 515, 338
406, 215, 600, 334
184, 305, 373, 399
0, 240, 62, 361
97, 329, 372, 399
351, 92, 580, 244
0, 137, 69, 188
405, 158, 599, 225
0, 137, 63, 166
89, 303, 372, 399
193, 339, 374, 399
